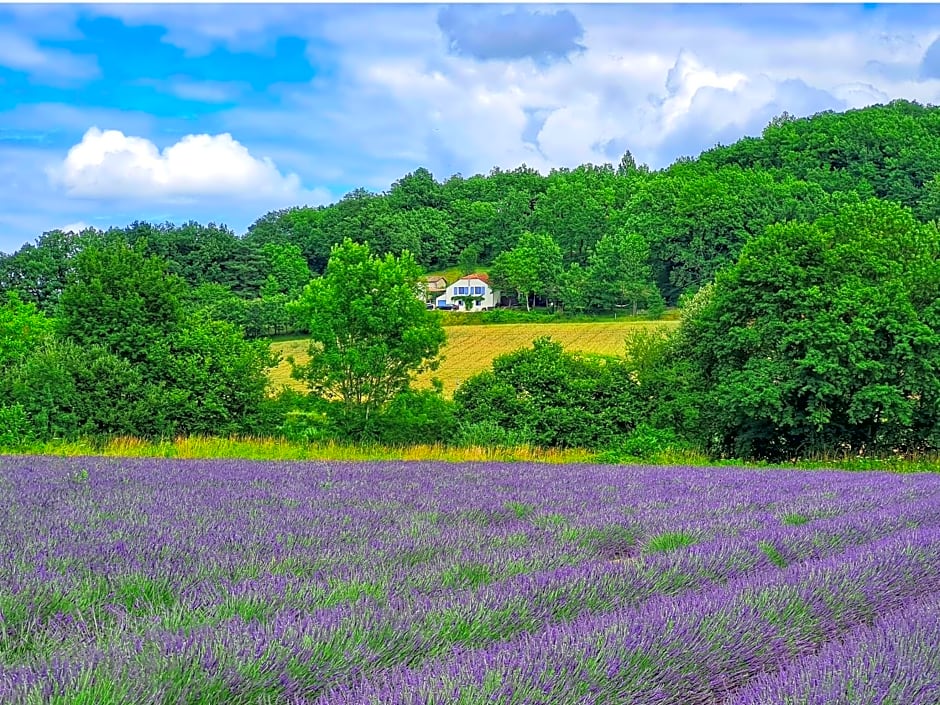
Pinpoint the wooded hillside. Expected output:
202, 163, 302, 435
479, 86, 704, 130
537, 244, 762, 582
3, 100, 939, 326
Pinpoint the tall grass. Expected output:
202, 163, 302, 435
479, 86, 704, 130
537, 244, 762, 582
2, 435, 937, 473
3, 435, 595, 465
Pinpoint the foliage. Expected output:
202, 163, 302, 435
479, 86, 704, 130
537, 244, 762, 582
288, 239, 446, 428
57, 241, 186, 373
0, 291, 54, 370
1, 339, 155, 440
489, 232, 563, 310
4, 101, 940, 460
0, 403, 32, 447
163, 315, 280, 437
679, 199, 940, 459
587, 230, 664, 315
699, 99, 940, 212
260, 241, 312, 298
453, 337, 642, 448
457, 243, 483, 275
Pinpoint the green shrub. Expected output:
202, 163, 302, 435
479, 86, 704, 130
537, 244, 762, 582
373, 388, 457, 446
453, 337, 643, 449
602, 424, 684, 461
0, 403, 33, 448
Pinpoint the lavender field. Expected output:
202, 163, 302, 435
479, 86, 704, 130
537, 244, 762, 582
1, 456, 939, 704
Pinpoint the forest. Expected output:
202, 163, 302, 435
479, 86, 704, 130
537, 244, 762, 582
1, 99, 938, 461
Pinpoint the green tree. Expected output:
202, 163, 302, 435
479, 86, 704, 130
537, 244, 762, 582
559, 262, 591, 314
54, 241, 279, 438
680, 199, 940, 459
0, 229, 88, 311
457, 243, 483, 275
532, 172, 615, 264
2, 338, 154, 440
588, 230, 664, 315
374, 207, 456, 270
164, 315, 279, 436
260, 241, 312, 298
490, 232, 563, 310
57, 241, 186, 373
0, 292, 54, 370
288, 239, 446, 427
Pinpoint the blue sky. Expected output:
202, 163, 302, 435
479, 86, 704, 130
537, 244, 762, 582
3, 3, 940, 253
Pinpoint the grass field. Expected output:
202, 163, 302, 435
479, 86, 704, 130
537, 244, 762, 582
4, 455, 940, 703
270, 320, 679, 396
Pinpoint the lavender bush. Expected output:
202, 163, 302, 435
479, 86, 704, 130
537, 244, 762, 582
1, 456, 938, 703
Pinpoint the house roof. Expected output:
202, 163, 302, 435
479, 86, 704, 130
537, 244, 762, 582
423, 276, 447, 284
464, 273, 490, 283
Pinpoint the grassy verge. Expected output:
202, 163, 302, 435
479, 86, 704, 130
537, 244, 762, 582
0, 435, 595, 464
2, 436, 937, 473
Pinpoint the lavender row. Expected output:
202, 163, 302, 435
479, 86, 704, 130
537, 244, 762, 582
314, 528, 940, 705
3, 456, 933, 592
4, 506, 940, 703
2, 456, 940, 702
730, 592, 940, 704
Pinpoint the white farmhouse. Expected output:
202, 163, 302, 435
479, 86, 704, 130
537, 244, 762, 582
437, 273, 501, 311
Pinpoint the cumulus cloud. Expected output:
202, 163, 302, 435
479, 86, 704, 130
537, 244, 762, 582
58, 221, 91, 233
437, 6, 584, 63
48, 128, 309, 202
339, 41, 852, 175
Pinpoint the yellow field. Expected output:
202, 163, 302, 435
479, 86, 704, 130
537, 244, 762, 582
270, 320, 679, 397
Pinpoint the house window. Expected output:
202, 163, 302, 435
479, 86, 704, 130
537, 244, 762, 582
456, 286, 469, 295
473, 286, 485, 295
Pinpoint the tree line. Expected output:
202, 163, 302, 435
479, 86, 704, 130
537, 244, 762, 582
1, 99, 939, 459
5, 100, 940, 329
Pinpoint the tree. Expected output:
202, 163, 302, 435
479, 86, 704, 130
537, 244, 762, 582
54, 241, 278, 439
617, 150, 638, 176
0, 292, 53, 370
532, 173, 614, 264
57, 241, 186, 373
489, 232, 563, 310
260, 242, 312, 298
559, 262, 591, 314
374, 207, 456, 270
164, 314, 279, 436
2, 338, 153, 440
679, 199, 940, 459
288, 239, 446, 426
457, 243, 483, 275
0, 229, 87, 311
588, 230, 663, 315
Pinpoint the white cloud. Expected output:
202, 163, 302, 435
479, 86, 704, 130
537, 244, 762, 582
658, 51, 748, 133
300, 3, 940, 175
48, 128, 315, 202
88, 4, 319, 55
0, 31, 98, 81
167, 79, 246, 103
58, 221, 91, 233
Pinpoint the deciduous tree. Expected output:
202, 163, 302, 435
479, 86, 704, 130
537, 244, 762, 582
288, 239, 446, 425
680, 199, 940, 458
588, 230, 663, 315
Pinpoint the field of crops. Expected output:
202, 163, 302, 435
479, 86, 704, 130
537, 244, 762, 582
2, 456, 939, 703
269, 320, 678, 396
